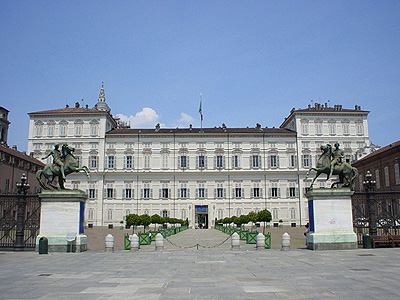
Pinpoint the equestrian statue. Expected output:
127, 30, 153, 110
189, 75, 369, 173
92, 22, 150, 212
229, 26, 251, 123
36, 143, 90, 190
305, 143, 358, 189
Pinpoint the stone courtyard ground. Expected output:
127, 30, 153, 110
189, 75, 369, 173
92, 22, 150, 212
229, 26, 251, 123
86, 226, 308, 251
1, 229, 400, 299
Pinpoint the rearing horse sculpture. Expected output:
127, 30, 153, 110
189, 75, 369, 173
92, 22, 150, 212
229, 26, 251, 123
305, 144, 358, 189
36, 144, 90, 190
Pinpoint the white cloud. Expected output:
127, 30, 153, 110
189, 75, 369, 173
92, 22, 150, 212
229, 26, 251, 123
175, 112, 195, 128
116, 107, 160, 128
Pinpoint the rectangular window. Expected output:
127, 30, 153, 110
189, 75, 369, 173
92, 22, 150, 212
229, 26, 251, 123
125, 156, 133, 169
252, 155, 260, 168
289, 187, 296, 197
60, 125, 66, 136
357, 123, 363, 135
107, 156, 115, 169
162, 155, 168, 168
302, 123, 308, 134
198, 155, 205, 168
344, 142, 351, 149
162, 188, 169, 199
235, 188, 242, 198
162, 210, 168, 218
180, 188, 187, 198
217, 188, 224, 198
395, 163, 400, 185
35, 125, 42, 137
289, 155, 296, 167
216, 155, 223, 168
384, 166, 390, 187
180, 156, 187, 168
329, 124, 336, 135
143, 188, 150, 199
144, 155, 150, 169
302, 155, 311, 168
343, 124, 349, 135
47, 126, 54, 137
272, 188, 278, 197
302, 142, 309, 148
107, 188, 114, 198
75, 125, 82, 136
270, 155, 277, 168
198, 188, 205, 198
253, 187, 260, 198
90, 156, 98, 169
291, 208, 296, 219
90, 125, 97, 136
315, 123, 322, 135
375, 170, 380, 189
125, 189, 132, 199
89, 189, 96, 199
233, 155, 239, 168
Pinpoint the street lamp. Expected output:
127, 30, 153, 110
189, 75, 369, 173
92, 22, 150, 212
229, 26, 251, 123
363, 171, 377, 236
15, 174, 30, 250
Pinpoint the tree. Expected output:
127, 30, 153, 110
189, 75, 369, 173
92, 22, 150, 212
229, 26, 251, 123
239, 214, 249, 228
257, 209, 272, 234
247, 211, 258, 231
126, 214, 140, 234
231, 216, 240, 228
139, 214, 151, 233
151, 214, 163, 230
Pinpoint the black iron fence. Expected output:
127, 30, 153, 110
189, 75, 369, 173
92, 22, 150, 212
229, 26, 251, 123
0, 194, 41, 249
352, 191, 400, 244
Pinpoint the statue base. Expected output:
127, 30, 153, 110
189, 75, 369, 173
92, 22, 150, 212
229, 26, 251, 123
36, 190, 87, 253
305, 188, 357, 250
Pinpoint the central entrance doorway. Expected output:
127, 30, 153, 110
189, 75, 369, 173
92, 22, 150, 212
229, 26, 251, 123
195, 205, 208, 229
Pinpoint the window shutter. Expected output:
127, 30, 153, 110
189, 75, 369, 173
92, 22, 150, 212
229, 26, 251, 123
249, 156, 252, 168
214, 156, 217, 169
187, 189, 190, 198
124, 156, 127, 168
205, 156, 208, 169
95, 189, 98, 198
268, 188, 272, 198
223, 156, 226, 168
196, 188, 198, 198
278, 188, 281, 197
150, 189, 153, 198
205, 188, 208, 198
251, 188, 254, 198
260, 188, 263, 198
168, 189, 171, 198
259, 155, 262, 168
224, 188, 226, 198
232, 188, 235, 198
159, 189, 161, 198
140, 189, 143, 198
214, 188, 216, 198
104, 189, 106, 197
187, 157, 189, 169
86, 189, 88, 196
268, 156, 271, 168
177, 156, 180, 169
241, 188, 244, 198
277, 156, 280, 168
286, 188, 289, 197
295, 187, 298, 197
177, 188, 180, 198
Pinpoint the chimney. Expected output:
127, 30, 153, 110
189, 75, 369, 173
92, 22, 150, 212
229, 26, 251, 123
189, 124, 193, 130
75, 102, 80, 108
12, 145, 17, 151
155, 123, 160, 132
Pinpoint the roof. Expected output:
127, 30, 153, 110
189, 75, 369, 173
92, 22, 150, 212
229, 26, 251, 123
107, 127, 296, 135
0, 106, 10, 112
353, 140, 400, 164
280, 103, 370, 128
0, 143, 45, 166
28, 107, 109, 115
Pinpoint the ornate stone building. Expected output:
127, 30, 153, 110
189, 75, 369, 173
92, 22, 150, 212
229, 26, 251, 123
27, 84, 371, 228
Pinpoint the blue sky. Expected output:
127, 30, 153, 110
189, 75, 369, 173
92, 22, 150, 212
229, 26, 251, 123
1, 1, 399, 151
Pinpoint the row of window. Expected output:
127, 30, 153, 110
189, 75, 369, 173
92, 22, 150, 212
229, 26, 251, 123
301, 121, 364, 135
374, 163, 400, 189
88, 186, 299, 200
34, 124, 98, 137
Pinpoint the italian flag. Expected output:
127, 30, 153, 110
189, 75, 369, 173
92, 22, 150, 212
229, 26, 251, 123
199, 93, 203, 121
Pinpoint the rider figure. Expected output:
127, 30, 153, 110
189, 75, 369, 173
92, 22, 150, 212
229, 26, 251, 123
328, 142, 344, 179
42, 143, 66, 180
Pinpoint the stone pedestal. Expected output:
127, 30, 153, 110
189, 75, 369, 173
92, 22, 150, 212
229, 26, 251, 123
306, 188, 357, 250
36, 190, 87, 252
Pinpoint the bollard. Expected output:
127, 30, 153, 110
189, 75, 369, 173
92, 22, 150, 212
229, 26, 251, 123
256, 233, 265, 250
105, 234, 114, 252
130, 234, 139, 252
281, 232, 290, 251
155, 233, 164, 251
231, 232, 240, 250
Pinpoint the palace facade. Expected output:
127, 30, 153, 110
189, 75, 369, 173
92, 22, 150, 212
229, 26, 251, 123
27, 84, 371, 228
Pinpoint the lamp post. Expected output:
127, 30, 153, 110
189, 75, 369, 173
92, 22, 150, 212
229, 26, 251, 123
15, 174, 30, 250
363, 171, 377, 236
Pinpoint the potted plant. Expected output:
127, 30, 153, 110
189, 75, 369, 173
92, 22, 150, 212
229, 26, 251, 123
279, 219, 283, 228
256, 209, 272, 234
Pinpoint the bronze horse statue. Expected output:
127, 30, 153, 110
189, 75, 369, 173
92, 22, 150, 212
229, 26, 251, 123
305, 144, 358, 188
36, 144, 90, 189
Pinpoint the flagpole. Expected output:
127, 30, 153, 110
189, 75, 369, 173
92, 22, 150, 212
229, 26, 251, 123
200, 93, 203, 131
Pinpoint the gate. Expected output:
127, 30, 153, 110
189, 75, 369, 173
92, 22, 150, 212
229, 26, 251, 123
352, 191, 400, 245
0, 194, 41, 250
